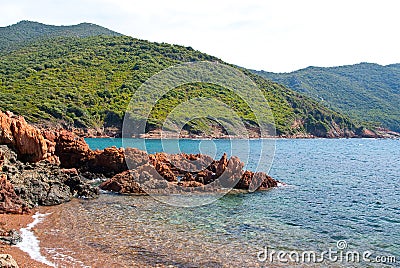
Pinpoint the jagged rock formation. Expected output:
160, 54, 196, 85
100, 152, 279, 194
0, 109, 280, 212
0, 111, 58, 163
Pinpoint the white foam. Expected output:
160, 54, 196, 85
45, 247, 90, 268
277, 182, 289, 187
15, 212, 56, 267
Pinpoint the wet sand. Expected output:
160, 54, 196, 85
0, 211, 51, 268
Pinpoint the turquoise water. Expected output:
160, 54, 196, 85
39, 138, 399, 267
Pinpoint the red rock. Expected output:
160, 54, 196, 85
87, 147, 127, 175
172, 153, 214, 173
41, 130, 58, 142
155, 162, 176, 182
55, 130, 90, 168
216, 153, 229, 176
0, 254, 19, 268
217, 156, 245, 188
0, 111, 14, 146
182, 172, 195, 181
236, 170, 254, 189
361, 128, 378, 138
195, 169, 215, 184
125, 148, 149, 169
99, 170, 145, 194
177, 181, 204, 188
0, 111, 49, 163
148, 153, 177, 182
0, 174, 29, 214
250, 172, 278, 190
0, 150, 4, 169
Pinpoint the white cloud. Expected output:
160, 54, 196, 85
0, 0, 399, 72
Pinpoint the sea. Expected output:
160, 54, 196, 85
19, 138, 400, 267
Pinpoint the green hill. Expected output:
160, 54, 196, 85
253, 63, 400, 132
0, 20, 121, 53
0, 22, 365, 137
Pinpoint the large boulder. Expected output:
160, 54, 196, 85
0, 111, 54, 163
55, 130, 90, 168
235, 170, 278, 191
87, 146, 127, 176
99, 170, 145, 194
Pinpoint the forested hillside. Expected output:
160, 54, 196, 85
254, 63, 400, 132
0, 21, 366, 137
0, 20, 121, 53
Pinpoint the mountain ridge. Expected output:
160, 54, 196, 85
253, 62, 400, 132
0, 20, 121, 53
0, 21, 377, 138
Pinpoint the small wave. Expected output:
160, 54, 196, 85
45, 247, 90, 268
15, 212, 56, 267
277, 182, 290, 187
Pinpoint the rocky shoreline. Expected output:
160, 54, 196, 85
34, 118, 400, 139
0, 109, 281, 266
62, 127, 400, 139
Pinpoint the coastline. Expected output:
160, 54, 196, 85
79, 129, 400, 140
0, 211, 52, 268
32, 122, 400, 140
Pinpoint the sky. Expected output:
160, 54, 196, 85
1, 0, 399, 73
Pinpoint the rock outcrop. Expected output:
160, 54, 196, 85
0, 145, 98, 209
99, 170, 146, 194
87, 147, 127, 176
0, 111, 58, 163
100, 149, 280, 194
55, 130, 90, 168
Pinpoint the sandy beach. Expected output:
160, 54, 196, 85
0, 212, 51, 268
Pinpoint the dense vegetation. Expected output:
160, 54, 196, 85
0, 20, 121, 53
0, 21, 362, 137
254, 63, 400, 132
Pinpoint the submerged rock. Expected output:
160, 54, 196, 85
99, 170, 145, 194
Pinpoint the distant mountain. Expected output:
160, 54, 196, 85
253, 63, 400, 132
0, 20, 121, 53
0, 21, 369, 137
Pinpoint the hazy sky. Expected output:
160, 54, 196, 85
1, 0, 399, 72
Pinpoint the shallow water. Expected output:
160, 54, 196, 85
35, 139, 399, 267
